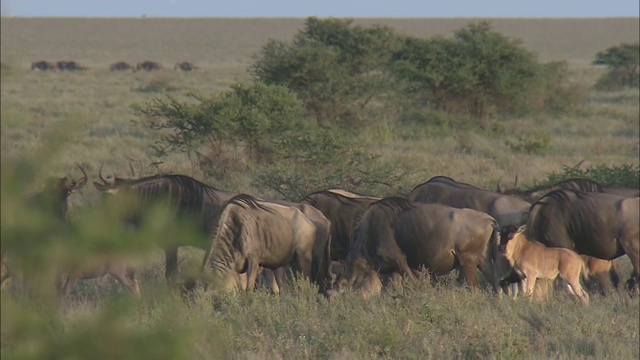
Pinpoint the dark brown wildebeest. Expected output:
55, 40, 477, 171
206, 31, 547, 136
525, 189, 639, 294
136, 61, 163, 71
93, 166, 236, 284
174, 61, 201, 71
408, 176, 532, 293
302, 189, 380, 263
110, 61, 135, 72
498, 225, 590, 304
201, 194, 318, 293
56, 60, 88, 71
31, 60, 57, 71
331, 197, 499, 297
498, 177, 639, 203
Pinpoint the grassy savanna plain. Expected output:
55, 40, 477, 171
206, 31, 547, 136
1, 18, 639, 359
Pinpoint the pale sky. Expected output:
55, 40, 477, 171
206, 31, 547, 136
1, 0, 639, 18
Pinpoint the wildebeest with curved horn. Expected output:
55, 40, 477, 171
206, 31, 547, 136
302, 189, 380, 263
332, 197, 499, 297
200, 194, 318, 293
93, 165, 236, 284
525, 189, 639, 294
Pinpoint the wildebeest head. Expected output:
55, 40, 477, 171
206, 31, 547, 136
93, 163, 138, 195
497, 224, 519, 253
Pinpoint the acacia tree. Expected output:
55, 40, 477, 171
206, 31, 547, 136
391, 22, 541, 121
250, 17, 402, 128
593, 43, 640, 89
134, 82, 409, 199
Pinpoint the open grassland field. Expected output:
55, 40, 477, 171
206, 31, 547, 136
1, 18, 639, 359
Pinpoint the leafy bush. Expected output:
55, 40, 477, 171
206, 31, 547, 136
505, 133, 551, 155
593, 43, 640, 90
538, 161, 639, 188
135, 82, 411, 199
391, 22, 579, 122
250, 17, 402, 128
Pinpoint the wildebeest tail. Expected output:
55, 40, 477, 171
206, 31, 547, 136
311, 226, 333, 293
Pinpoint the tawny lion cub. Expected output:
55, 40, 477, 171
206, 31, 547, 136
498, 225, 589, 304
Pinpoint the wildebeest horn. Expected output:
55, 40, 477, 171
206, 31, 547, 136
98, 164, 115, 185
74, 164, 88, 189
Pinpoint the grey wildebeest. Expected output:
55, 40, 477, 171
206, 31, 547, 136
136, 61, 163, 71
525, 189, 639, 295
200, 194, 319, 293
174, 61, 201, 71
498, 225, 590, 304
31, 60, 57, 71
56, 61, 89, 71
408, 176, 532, 292
93, 166, 236, 284
332, 197, 499, 297
110, 61, 135, 72
302, 189, 380, 263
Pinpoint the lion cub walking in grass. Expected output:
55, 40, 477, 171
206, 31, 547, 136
499, 225, 589, 304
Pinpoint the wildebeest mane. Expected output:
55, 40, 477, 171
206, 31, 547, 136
223, 193, 273, 213
410, 176, 480, 193
370, 197, 415, 214
125, 174, 223, 206
515, 178, 605, 197
303, 189, 373, 207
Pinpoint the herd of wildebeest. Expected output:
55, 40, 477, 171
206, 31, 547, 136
1, 164, 639, 306
30, 60, 201, 72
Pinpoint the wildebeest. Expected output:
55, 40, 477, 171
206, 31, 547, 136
525, 189, 639, 293
302, 189, 380, 262
56, 60, 88, 71
2, 166, 88, 293
498, 177, 639, 203
201, 194, 318, 292
174, 61, 201, 71
408, 176, 532, 293
409, 176, 531, 228
58, 260, 140, 297
498, 225, 590, 304
31, 60, 57, 71
110, 61, 135, 72
93, 166, 236, 284
333, 197, 499, 297
136, 61, 163, 71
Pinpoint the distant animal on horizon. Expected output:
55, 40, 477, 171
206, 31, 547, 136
136, 61, 163, 71
56, 60, 89, 71
31, 60, 57, 71
110, 61, 135, 72
174, 61, 202, 72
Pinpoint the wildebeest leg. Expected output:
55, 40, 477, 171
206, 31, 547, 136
457, 256, 481, 289
164, 247, 178, 284
61, 274, 80, 297
563, 276, 589, 305
111, 270, 141, 297
524, 275, 537, 301
244, 258, 259, 292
